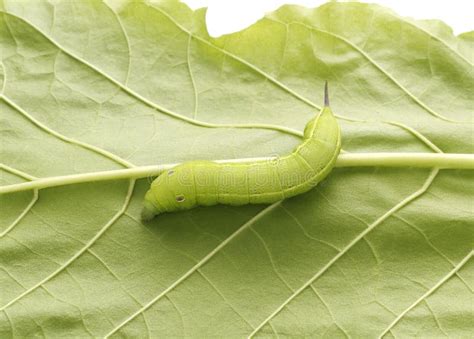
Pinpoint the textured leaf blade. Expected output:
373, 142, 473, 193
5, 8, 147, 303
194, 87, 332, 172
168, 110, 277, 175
0, 0, 472, 338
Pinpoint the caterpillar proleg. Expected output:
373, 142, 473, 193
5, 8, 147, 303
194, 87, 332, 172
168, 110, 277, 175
142, 83, 341, 220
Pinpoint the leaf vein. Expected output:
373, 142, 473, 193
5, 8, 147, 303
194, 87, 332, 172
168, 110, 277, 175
249, 226, 294, 292
103, 202, 282, 338
248, 169, 439, 337
0, 10, 304, 138
397, 16, 473, 66
198, 269, 254, 330
283, 20, 465, 123
378, 251, 473, 338
186, 35, 198, 119
0, 95, 134, 168
0, 180, 136, 312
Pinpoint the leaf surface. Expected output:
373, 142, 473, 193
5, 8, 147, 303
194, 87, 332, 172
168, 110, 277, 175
0, 0, 472, 337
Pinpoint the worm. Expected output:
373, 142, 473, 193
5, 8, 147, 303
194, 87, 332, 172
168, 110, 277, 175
142, 83, 341, 220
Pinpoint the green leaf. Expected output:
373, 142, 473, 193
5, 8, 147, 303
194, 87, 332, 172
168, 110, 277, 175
0, 0, 472, 337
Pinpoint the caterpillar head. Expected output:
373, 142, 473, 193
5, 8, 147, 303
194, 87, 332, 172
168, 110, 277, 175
141, 164, 197, 220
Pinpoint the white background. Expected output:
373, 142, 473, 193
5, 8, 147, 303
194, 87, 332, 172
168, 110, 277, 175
181, 0, 473, 37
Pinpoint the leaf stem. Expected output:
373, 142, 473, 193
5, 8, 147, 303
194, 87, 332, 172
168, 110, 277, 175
335, 153, 474, 169
1, 153, 473, 194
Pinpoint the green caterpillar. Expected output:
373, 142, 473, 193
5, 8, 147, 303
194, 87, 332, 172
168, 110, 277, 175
142, 84, 341, 220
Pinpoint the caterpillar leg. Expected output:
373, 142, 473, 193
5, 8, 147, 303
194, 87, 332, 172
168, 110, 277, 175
141, 200, 158, 221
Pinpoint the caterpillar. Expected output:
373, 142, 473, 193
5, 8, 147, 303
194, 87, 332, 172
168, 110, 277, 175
142, 83, 341, 220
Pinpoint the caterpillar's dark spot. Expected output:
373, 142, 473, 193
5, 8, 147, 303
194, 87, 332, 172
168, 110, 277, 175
168, 170, 175, 176
176, 195, 185, 202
